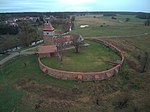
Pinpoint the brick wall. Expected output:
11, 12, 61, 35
38, 39, 125, 81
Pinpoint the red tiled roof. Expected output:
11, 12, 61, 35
43, 24, 54, 31
38, 45, 57, 54
54, 35, 73, 43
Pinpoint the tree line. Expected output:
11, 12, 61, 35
0, 24, 19, 35
136, 13, 150, 19
18, 21, 40, 47
0, 35, 19, 53
0, 21, 41, 53
135, 13, 150, 26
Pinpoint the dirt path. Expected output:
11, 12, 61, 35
85, 32, 150, 39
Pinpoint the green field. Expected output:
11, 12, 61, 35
41, 40, 120, 72
99, 14, 146, 22
71, 15, 150, 37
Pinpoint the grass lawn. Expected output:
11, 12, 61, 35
0, 55, 76, 112
0, 55, 76, 88
41, 40, 120, 72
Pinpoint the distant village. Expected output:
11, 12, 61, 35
0, 13, 79, 54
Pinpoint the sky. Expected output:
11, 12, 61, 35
0, 0, 150, 13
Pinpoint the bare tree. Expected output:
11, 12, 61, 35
72, 34, 84, 53
55, 35, 64, 64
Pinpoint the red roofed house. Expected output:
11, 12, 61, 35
38, 45, 57, 58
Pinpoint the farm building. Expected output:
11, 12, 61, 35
38, 45, 57, 58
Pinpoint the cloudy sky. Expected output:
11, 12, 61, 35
0, 0, 150, 12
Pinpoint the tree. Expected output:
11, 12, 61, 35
0, 15, 7, 22
9, 25, 19, 34
0, 35, 19, 53
72, 34, 84, 53
0, 24, 8, 34
125, 18, 130, 22
111, 16, 117, 20
70, 16, 75, 30
136, 13, 150, 19
54, 35, 64, 64
0, 24, 19, 35
36, 18, 43, 26
144, 19, 150, 26
18, 21, 38, 47
71, 22, 74, 30
62, 22, 70, 32
71, 16, 75, 22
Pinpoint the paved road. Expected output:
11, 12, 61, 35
0, 52, 19, 65
0, 51, 36, 66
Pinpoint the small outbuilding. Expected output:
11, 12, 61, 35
38, 45, 57, 58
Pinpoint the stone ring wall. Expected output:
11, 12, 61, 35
38, 39, 125, 81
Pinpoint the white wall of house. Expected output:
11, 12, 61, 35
43, 31, 55, 36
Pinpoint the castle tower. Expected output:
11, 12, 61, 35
43, 19, 55, 45
43, 22, 55, 36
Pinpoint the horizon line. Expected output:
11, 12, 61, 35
0, 11, 150, 14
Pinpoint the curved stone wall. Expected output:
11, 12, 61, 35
38, 39, 125, 81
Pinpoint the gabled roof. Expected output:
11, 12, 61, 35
43, 24, 54, 31
38, 45, 57, 54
